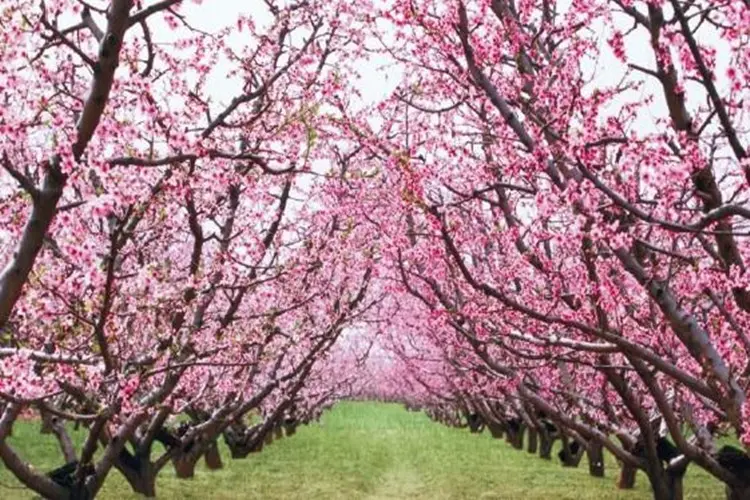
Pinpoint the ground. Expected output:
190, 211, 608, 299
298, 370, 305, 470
0, 402, 726, 499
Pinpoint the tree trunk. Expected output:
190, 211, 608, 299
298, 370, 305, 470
646, 469, 676, 500
115, 455, 158, 497
274, 425, 283, 440
132, 475, 157, 498
618, 463, 637, 489
486, 421, 504, 439
226, 442, 245, 459
526, 428, 538, 454
223, 430, 263, 459
203, 441, 223, 470
67, 487, 95, 500
124, 469, 156, 497
665, 469, 686, 500
172, 453, 200, 479
559, 439, 585, 467
507, 425, 524, 450
539, 431, 554, 460
726, 484, 750, 500
587, 443, 605, 477
225, 438, 249, 459
661, 461, 690, 500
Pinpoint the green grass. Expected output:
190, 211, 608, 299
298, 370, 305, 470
0, 402, 725, 499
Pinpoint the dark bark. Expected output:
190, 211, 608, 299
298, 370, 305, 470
467, 413, 484, 433
111, 418, 182, 496
203, 441, 223, 470
645, 464, 688, 500
226, 437, 263, 459
509, 431, 524, 449
505, 420, 524, 450
632, 434, 685, 500
169, 426, 202, 480
223, 423, 264, 459
264, 429, 274, 445
726, 485, 750, 500
665, 464, 687, 500
538, 429, 555, 460
558, 438, 584, 467
172, 453, 200, 479
526, 427, 538, 454
587, 442, 605, 477
486, 421, 504, 439
115, 453, 157, 497
131, 474, 156, 498
42, 459, 112, 500
284, 420, 298, 437
715, 446, 750, 500
618, 462, 637, 489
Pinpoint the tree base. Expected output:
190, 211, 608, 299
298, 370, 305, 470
726, 485, 750, 500
526, 429, 538, 454
172, 456, 199, 479
204, 443, 223, 470
587, 444, 605, 477
618, 464, 637, 489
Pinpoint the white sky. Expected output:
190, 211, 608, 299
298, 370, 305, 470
180, 0, 400, 113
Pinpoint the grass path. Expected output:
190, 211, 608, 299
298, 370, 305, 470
0, 402, 725, 499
